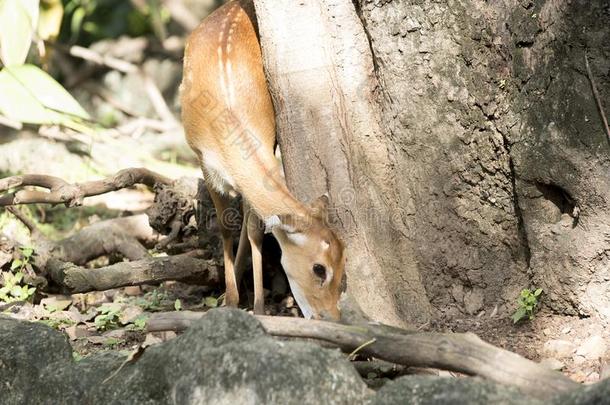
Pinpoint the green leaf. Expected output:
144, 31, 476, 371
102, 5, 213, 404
20, 246, 34, 258
0, 0, 39, 66
37, 0, 63, 41
512, 307, 527, 324
174, 299, 182, 311
204, 296, 218, 308
0, 67, 58, 123
13, 272, 23, 283
133, 315, 148, 330
10, 259, 22, 270
534, 288, 542, 297
10, 285, 22, 297
1, 65, 89, 119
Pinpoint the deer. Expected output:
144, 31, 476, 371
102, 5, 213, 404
180, 0, 346, 320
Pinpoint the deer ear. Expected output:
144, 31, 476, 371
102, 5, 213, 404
310, 194, 330, 218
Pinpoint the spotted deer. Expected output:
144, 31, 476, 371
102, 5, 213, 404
180, 0, 345, 319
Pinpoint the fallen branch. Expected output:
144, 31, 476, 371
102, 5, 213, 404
47, 253, 220, 294
50, 214, 156, 265
147, 311, 579, 399
0, 168, 172, 207
585, 52, 610, 144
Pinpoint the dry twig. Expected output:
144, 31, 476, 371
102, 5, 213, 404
0, 168, 172, 207
585, 52, 610, 144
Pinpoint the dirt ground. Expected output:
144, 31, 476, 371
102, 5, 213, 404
427, 310, 609, 384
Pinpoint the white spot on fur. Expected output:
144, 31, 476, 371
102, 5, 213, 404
286, 232, 307, 247
202, 150, 236, 195
264, 215, 281, 233
226, 59, 235, 105
321, 240, 330, 250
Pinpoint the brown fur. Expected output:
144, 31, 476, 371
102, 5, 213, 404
181, 0, 345, 319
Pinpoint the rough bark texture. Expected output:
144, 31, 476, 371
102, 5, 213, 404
254, 0, 431, 326
256, 0, 610, 324
357, 0, 610, 321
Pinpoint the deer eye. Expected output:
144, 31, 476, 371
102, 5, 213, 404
312, 264, 326, 280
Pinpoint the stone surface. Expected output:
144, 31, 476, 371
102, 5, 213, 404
539, 358, 565, 371
543, 339, 576, 358
0, 309, 370, 404
552, 378, 610, 405
575, 335, 607, 360
370, 376, 542, 405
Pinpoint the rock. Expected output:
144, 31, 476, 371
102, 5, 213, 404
552, 378, 610, 404
540, 358, 564, 371
542, 339, 576, 358
0, 309, 370, 404
0, 315, 75, 405
371, 376, 542, 405
575, 335, 607, 360
464, 288, 484, 315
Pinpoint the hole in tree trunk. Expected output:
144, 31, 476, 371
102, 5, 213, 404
535, 182, 579, 227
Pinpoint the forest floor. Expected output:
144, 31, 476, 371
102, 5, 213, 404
2, 271, 607, 386
429, 311, 609, 384
1, 31, 607, 391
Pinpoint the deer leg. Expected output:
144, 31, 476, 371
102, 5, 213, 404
245, 203, 265, 315
234, 201, 251, 286
208, 188, 239, 308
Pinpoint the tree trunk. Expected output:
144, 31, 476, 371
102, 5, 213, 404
254, 0, 431, 326
254, 0, 610, 325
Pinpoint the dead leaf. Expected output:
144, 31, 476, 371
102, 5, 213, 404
142, 333, 163, 347
41, 296, 72, 313
119, 305, 143, 325
102, 344, 146, 384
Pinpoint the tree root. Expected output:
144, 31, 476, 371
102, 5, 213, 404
146, 311, 579, 399
46, 253, 220, 294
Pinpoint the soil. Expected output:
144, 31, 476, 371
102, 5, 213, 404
427, 310, 609, 384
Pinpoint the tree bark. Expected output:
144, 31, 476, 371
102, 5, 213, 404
46, 254, 220, 294
254, 0, 431, 326
254, 0, 610, 324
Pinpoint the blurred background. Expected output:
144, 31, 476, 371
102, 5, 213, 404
0, 0, 228, 243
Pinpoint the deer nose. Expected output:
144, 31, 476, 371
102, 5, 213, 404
319, 309, 340, 322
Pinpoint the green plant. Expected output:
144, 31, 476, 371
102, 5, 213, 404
134, 289, 168, 311
39, 317, 75, 329
132, 314, 148, 330
1, 247, 37, 303
94, 303, 121, 330
0, 0, 90, 130
512, 288, 542, 323
0, 271, 36, 303
203, 296, 218, 308
10, 245, 34, 273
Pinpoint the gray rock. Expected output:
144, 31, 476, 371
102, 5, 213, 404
1, 309, 370, 404
542, 339, 576, 358
539, 358, 565, 371
575, 335, 607, 360
552, 378, 610, 405
370, 376, 542, 405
